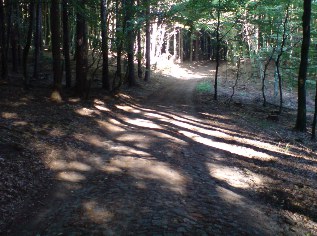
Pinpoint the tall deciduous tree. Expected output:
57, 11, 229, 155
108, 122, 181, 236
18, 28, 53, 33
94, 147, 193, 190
50, 0, 62, 101
33, 1, 42, 80
126, 0, 136, 86
0, 0, 7, 80
23, 2, 35, 89
144, 0, 150, 81
101, 0, 110, 90
295, 0, 312, 132
62, 0, 71, 88
76, 0, 89, 98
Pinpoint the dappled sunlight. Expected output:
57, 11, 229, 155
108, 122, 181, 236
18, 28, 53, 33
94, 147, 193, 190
216, 186, 245, 205
50, 160, 92, 172
75, 107, 101, 117
1, 112, 18, 119
115, 104, 142, 113
57, 171, 86, 183
179, 130, 276, 161
157, 61, 213, 80
125, 118, 162, 129
83, 201, 114, 224
208, 163, 265, 189
106, 156, 187, 194
97, 119, 127, 133
94, 104, 111, 112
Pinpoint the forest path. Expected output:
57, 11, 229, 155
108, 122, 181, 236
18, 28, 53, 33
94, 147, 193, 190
10, 63, 307, 235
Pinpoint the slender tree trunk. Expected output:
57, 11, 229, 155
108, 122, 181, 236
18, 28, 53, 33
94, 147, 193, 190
62, 0, 71, 88
51, 0, 62, 101
23, 2, 35, 89
114, 0, 122, 87
76, 0, 88, 98
214, 0, 221, 101
144, 1, 150, 81
136, 0, 142, 79
126, 0, 136, 87
0, 0, 7, 80
194, 31, 199, 61
101, 0, 110, 90
312, 82, 317, 139
137, 24, 142, 79
11, 3, 18, 73
33, 1, 42, 80
296, 0, 311, 132
173, 27, 177, 59
189, 28, 193, 63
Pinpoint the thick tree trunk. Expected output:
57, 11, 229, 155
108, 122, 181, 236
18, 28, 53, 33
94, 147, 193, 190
62, 0, 71, 88
75, 0, 88, 98
50, 0, 62, 101
296, 0, 311, 132
144, 1, 150, 81
23, 2, 35, 89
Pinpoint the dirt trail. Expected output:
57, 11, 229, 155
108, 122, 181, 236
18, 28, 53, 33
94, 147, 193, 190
8, 63, 315, 235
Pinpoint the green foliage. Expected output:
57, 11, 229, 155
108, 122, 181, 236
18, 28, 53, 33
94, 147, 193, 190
196, 80, 212, 93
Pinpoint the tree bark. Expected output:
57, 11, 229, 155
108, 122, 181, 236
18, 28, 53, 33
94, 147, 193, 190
214, 0, 221, 101
75, 0, 88, 98
33, 1, 42, 80
0, 0, 7, 80
144, 1, 150, 81
136, 0, 142, 79
23, 2, 35, 89
101, 0, 110, 90
126, 0, 136, 87
50, 0, 62, 101
62, 0, 71, 88
296, 0, 311, 132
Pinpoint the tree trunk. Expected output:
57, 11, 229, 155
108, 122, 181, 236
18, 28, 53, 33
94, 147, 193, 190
101, 0, 110, 90
296, 0, 311, 132
189, 28, 193, 62
144, 1, 150, 81
214, 0, 221, 101
33, 1, 42, 80
136, 0, 142, 79
23, 2, 35, 89
126, 0, 136, 87
114, 0, 122, 87
50, 0, 62, 101
0, 0, 7, 80
75, 0, 88, 98
312, 80, 317, 139
62, 0, 71, 88
11, 3, 18, 73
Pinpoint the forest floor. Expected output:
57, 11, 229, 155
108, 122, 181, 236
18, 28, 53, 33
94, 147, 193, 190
0, 61, 317, 235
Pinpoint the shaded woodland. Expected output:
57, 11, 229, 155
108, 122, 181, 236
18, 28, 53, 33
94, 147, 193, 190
0, 0, 317, 234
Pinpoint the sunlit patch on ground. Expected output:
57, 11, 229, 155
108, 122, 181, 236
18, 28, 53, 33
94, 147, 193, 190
124, 118, 162, 129
58, 171, 86, 183
83, 201, 113, 224
179, 130, 276, 161
75, 107, 101, 117
106, 156, 187, 194
208, 163, 264, 189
